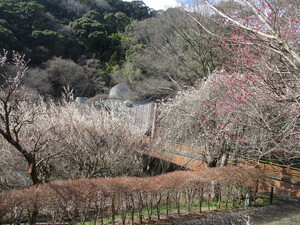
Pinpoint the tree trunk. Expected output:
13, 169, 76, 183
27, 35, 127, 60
28, 209, 38, 225
27, 157, 41, 225
207, 158, 218, 167
220, 152, 229, 167
27, 159, 42, 185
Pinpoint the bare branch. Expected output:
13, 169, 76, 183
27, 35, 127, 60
205, 1, 276, 39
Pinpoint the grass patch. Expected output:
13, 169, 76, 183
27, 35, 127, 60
78, 198, 269, 225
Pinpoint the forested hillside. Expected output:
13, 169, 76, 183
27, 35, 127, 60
0, 0, 152, 62
0, 0, 157, 98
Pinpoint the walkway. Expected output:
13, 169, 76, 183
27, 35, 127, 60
139, 137, 300, 197
250, 196, 300, 225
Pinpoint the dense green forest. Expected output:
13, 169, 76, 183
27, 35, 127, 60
0, 0, 160, 98
0, 0, 153, 62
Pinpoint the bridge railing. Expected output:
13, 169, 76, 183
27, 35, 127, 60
256, 160, 300, 184
141, 137, 300, 185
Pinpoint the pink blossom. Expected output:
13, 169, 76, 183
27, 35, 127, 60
219, 124, 226, 129
198, 117, 209, 121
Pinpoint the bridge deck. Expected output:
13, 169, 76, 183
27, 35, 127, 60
139, 137, 300, 197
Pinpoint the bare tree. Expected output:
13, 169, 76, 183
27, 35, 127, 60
41, 103, 144, 179
0, 51, 145, 190
0, 51, 42, 185
0, 98, 145, 188
124, 7, 225, 89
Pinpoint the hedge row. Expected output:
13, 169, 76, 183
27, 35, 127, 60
0, 166, 265, 224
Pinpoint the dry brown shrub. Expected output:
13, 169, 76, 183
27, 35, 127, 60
0, 166, 264, 224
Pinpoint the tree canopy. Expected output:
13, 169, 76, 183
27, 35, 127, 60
0, 0, 157, 97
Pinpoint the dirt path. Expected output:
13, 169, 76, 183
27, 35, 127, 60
146, 195, 300, 225
250, 196, 300, 225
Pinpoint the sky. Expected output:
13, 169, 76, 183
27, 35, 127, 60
124, 0, 183, 11
123, 0, 223, 11
123, 1, 220, 11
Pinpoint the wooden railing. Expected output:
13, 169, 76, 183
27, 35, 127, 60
257, 160, 300, 184
140, 137, 300, 185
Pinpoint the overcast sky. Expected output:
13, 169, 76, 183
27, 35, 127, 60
124, 1, 222, 10
124, 0, 182, 10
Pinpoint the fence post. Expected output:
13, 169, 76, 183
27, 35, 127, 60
269, 186, 274, 204
151, 103, 158, 139
280, 167, 284, 179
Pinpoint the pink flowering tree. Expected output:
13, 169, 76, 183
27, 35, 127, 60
158, 0, 299, 167
195, 0, 300, 165
156, 75, 241, 167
